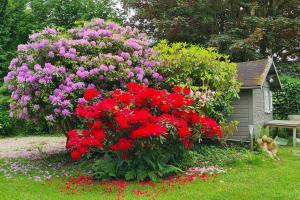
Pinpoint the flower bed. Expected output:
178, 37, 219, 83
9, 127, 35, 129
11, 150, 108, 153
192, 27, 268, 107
4, 18, 225, 182
67, 83, 222, 181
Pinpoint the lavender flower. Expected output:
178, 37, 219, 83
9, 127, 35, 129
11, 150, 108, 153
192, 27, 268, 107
128, 71, 134, 78
99, 64, 108, 72
158, 75, 163, 81
90, 41, 96, 46
80, 56, 87, 61
34, 64, 42, 72
48, 51, 55, 58
33, 105, 40, 110
137, 73, 143, 81
120, 52, 130, 59
69, 48, 76, 54
59, 47, 65, 55
34, 176, 41, 181
143, 78, 149, 84
45, 115, 54, 121
114, 56, 124, 62
124, 38, 142, 50
43, 63, 55, 74
89, 68, 100, 75
54, 108, 61, 114
61, 109, 71, 116
99, 41, 106, 47
153, 72, 160, 79
78, 98, 87, 104
108, 65, 115, 71
127, 60, 132, 66
58, 66, 66, 74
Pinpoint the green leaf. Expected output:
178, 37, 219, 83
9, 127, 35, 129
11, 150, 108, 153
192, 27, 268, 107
125, 170, 136, 181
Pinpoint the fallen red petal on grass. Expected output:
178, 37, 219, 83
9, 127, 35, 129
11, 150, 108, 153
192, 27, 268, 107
199, 173, 208, 181
133, 189, 150, 197
139, 181, 157, 188
56, 171, 220, 200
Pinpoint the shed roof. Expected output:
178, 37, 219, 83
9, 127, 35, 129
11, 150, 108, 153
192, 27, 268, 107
236, 57, 282, 90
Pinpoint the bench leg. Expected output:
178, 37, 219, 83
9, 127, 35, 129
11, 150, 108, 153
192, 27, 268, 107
293, 128, 297, 147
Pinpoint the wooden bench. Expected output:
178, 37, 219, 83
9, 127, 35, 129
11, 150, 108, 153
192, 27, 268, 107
265, 120, 300, 147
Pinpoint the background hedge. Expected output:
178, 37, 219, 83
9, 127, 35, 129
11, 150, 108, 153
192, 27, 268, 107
273, 75, 300, 119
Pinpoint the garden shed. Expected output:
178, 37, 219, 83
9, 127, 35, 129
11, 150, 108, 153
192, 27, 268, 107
228, 57, 282, 142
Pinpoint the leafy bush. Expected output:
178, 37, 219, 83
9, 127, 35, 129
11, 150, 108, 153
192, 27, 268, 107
67, 83, 222, 181
0, 83, 12, 136
0, 105, 53, 137
4, 19, 162, 130
0, 83, 58, 136
153, 40, 240, 122
0, 108, 12, 136
219, 121, 239, 144
273, 75, 300, 119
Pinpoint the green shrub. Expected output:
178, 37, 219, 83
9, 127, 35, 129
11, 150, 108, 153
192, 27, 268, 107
0, 83, 12, 136
153, 40, 240, 122
91, 145, 196, 181
273, 75, 300, 119
0, 83, 58, 136
0, 108, 12, 136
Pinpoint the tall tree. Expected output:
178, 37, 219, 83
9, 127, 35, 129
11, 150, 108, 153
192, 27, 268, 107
209, 0, 300, 62
29, 0, 123, 28
122, 0, 219, 44
122, 0, 300, 62
0, 0, 31, 78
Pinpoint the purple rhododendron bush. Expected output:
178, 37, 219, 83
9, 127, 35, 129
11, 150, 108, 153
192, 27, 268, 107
4, 19, 162, 130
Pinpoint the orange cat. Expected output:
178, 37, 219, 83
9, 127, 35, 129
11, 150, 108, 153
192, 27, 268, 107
257, 135, 279, 160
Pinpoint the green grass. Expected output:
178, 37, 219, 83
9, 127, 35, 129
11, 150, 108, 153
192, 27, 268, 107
1, 147, 300, 200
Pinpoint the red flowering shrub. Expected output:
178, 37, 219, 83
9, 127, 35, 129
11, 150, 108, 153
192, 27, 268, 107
67, 83, 222, 180
83, 88, 100, 101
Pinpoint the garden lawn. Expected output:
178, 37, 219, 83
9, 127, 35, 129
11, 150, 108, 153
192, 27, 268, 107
0, 146, 300, 200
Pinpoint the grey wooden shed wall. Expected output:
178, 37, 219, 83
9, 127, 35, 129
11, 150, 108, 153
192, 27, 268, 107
227, 57, 281, 142
252, 82, 273, 136
228, 90, 252, 141
228, 82, 272, 141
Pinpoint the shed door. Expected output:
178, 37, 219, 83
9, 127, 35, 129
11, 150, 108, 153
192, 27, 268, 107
227, 90, 251, 141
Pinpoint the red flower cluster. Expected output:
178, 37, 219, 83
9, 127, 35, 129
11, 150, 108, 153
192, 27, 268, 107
67, 83, 222, 160
83, 88, 100, 101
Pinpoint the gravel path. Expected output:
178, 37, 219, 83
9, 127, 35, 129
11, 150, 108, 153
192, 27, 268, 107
0, 136, 66, 159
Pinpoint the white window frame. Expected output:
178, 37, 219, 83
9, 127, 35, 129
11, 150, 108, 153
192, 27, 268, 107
264, 88, 272, 114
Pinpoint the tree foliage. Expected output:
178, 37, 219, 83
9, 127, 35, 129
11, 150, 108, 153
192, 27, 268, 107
276, 61, 300, 77
0, 0, 31, 78
122, 0, 300, 62
29, 0, 122, 28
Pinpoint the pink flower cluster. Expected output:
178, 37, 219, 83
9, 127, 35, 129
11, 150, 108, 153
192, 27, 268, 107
4, 19, 162, 122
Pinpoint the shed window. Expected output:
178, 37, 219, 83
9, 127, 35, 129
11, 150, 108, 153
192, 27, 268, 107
264, 89, 273, 113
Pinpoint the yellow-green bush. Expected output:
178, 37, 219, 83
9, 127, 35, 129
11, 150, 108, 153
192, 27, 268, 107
153, 40, 240, 121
